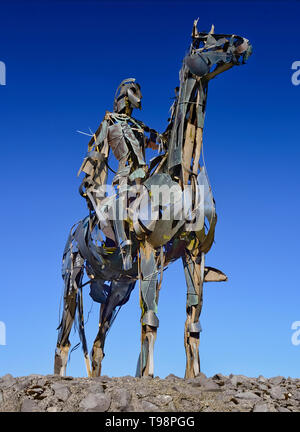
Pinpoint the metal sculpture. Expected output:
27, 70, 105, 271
54, 20, 252, 378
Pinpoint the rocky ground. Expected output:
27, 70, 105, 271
0, 372, 299, 412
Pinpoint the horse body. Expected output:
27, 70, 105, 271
55, 21, 251, 378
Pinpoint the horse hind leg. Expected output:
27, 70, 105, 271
182, 250, 204, 378
54, 251, 84, 376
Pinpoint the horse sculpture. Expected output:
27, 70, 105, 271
54, 20, 252, 379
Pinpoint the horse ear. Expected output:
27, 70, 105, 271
192, 18, 199, 38
209, 24, 215, 34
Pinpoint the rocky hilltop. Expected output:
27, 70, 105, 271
0, 373, 299, 412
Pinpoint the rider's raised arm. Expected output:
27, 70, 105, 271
78, 113, 111, 208
78, 112, 110, 177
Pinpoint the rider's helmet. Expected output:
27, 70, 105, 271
113, 78, 142, 114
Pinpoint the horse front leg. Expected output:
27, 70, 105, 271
182, 250, 204, 378
55, 251, 84, 376
140, 320, 158, 377
136, 244, 160, 378
91, 304, 108, 377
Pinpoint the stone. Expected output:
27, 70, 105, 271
1, 374, 14, 382
269, 376, 285, 386
88, 383, 104, 394
154, 394, 172, 405
188, 375, 208, 387
93, 375, 110, 382
257, 375, 267, 383
188, 374, 219, 391
111, 388, 131, 411
165, 374, 181, 381
47, 406, 59, 412
257, 383, 269, 391
51, 382, 65, 390
269, 386, 285, 400
0, 374, 15, 388
235, 391, 260, 400
141, 400, 159, 412
186, 372, 207, 383
230, 375, 243, 387
21, 399, 39, 412
27, 374, 43, 380
212, 373, 228, 381
202, 379, 221, 391
135, 386, 148, 398
37, 378, 48, 387
14, 382, 28, 392
79, 393, 111, 412
26, 386, 44, 398
276, 406, 290, 412
53, 386, 70, 402
168, 401, 177, 412
175, 385, 203, 398
289, 390, 300, 401
141, 376, 152, 381
253, 403, 270, 412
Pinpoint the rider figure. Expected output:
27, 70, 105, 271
78, 78, 161, 270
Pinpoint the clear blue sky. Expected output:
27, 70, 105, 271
1, 0, 300, 379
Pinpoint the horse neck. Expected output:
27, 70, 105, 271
168, 67, 208, 184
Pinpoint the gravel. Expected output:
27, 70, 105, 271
0, 373, 299, 412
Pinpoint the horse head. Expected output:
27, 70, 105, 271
184, 19, 252, 80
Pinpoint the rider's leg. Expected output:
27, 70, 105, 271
182, 250, 204, 378
113, 191, 132, 271
91, 277, 135, 376
111, 166, 133, 271
55, 251, 84, 376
